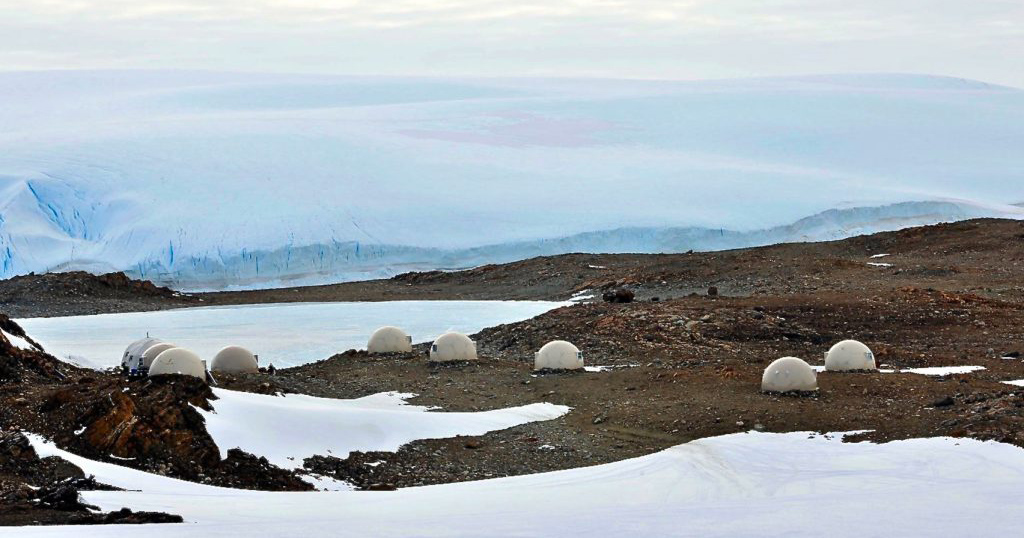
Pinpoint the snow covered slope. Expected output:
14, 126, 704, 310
20, 431, 1024, 537
1, 71, 1022, 289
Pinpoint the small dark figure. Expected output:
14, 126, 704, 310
602, 288, 635, 303
267, 364, 277, 376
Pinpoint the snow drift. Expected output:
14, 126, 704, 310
22, 430, 1024, 537
1, 71, 1022, 289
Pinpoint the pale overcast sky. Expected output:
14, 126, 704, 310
2, 0, 1022, 86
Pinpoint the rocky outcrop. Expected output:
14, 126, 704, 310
0, 271, 196, 317
1, 319, 312, 494
0, 315, 70, 383
0, 431, 186, 526
28, 375, 312, 492
2, 271, 176, 300
42, 376, 221, 478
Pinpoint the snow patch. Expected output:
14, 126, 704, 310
1, 329, 35, 351
814, 366, 896, 373
198, 388, 571, 469
584, 364, 639, 372
569, 290, 595, 303
60, 354, 110, 370
298, 474, 354, 492
904, 366, 985, 376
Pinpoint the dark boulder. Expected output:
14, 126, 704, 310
602, 288, 634, 303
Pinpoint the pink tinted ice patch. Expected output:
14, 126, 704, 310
398, 112, 615, 148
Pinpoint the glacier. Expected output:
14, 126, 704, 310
1, 71, 1022, 290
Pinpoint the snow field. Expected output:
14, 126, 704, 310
199, 388, 571, 469
15, 431, 1024, 537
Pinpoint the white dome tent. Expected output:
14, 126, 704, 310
211, 345, 259, 374
824, 340, 877, 371
761, 357, 818, 393
534, 341, 584, 371
149, 348, 208, 381
429, 332, 477, 362
367, 326, 413, 354
121, 337, 163, 373
141, 343, 177, 369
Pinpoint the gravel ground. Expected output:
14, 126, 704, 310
3, 218, 1024, 505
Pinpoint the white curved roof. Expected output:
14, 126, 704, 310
429, 332, 477, 362
122, 337, 162, 367
211, 345, 259, 374
762, 357, 817, 393
367, 326, 413, 354
534, 340, 583, 371
825, 340, 876, 371
141, 343, 177, 368
148, 348, 207, 381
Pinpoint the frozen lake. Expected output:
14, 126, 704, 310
17, 300, 566, 369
